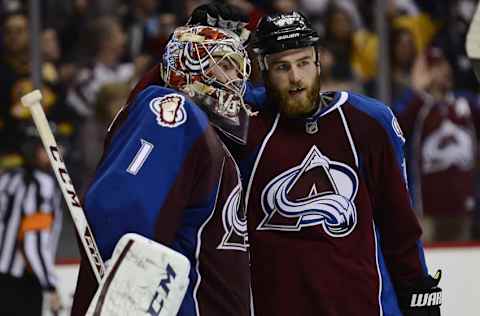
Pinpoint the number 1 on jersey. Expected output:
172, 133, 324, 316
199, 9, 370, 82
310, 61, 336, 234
127, 139, 154, 175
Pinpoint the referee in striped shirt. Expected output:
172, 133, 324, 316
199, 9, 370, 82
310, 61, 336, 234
0, 125, 63, 315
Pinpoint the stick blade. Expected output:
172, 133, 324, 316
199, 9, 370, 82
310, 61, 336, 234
86, 233, 190, 316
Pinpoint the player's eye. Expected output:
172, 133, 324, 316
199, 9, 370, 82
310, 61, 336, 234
274, 63, 290, 72
220, 61, 235, 72
298, 60, 312, 67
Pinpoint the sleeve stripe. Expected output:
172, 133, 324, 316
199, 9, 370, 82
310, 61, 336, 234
23, 232, 47, 286
39, 230, 55, 287
1, 175, 26, 272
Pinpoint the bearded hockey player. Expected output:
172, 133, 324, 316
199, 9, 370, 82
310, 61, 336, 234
235, 11, 443, 316
71, 25, 251, 316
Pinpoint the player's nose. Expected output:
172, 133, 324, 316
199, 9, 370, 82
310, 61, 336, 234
288, 66, 302, 84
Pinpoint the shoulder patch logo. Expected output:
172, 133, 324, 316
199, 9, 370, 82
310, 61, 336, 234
149, 94, 187, 128
388, 108, 405, 143
392, 116, 406, 143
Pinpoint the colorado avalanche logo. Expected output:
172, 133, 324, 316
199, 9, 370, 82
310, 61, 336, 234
258, 146, 358, 237
149, 94, 187, 128
183, 43, 210, 72
218, 183, 248, 251
389, 107, 405, 143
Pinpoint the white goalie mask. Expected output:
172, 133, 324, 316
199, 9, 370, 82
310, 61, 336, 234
160, 25, 253, 144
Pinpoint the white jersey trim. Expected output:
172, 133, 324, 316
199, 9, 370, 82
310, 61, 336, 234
338, 106, 359, 167
373, 222, 384, 316
218, 144, 248, 251
244, 113, 281, 213
320, 91, 349, 117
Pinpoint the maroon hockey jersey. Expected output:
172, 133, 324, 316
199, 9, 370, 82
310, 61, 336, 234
235, 91, 429, 316
395, 92, 480, 216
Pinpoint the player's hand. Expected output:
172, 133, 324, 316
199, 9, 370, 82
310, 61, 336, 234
187, 2, 250, 43
397, 270, 442, 316
46, 290, 63, 314
412, 53, 433, 92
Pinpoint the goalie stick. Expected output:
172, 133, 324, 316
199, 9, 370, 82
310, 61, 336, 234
21, 90, 105, 282
21, 90, 190, 315
466, 2, 480, 81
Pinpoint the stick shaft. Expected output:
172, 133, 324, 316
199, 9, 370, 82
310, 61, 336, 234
22, 91, 105, 283
466, 3, 480, 81
466, 3, 480, 57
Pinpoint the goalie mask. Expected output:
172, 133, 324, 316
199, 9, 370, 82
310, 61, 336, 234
161, 25, 252, 144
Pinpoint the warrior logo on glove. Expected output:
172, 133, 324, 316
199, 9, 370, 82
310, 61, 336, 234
259, 145, 358, 236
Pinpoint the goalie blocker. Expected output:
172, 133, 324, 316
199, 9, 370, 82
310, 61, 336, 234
86, 233, 190, 316
396, 270, 442, 316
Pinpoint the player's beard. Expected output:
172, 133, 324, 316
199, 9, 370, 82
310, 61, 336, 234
266, 73, 321, 118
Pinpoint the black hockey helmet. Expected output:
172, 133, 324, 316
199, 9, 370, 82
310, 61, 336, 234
252, 11, 320, 55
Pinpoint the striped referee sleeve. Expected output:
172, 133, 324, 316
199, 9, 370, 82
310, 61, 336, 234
20, 170, 61, 291
0, 171, 25, 275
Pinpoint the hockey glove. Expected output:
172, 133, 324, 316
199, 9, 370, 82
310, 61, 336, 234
187, 2, 250, 43
397, 270, 442, 316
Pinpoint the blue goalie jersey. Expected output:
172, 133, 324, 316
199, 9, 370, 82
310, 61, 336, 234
71, 85, 250, 316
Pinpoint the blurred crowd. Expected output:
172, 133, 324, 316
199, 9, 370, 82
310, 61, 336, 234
1, 0, 480, 244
